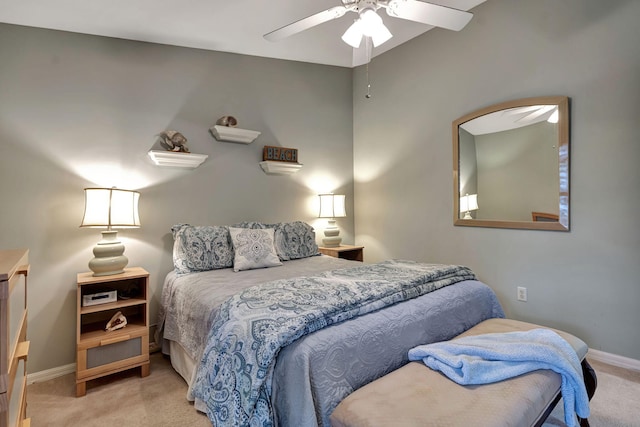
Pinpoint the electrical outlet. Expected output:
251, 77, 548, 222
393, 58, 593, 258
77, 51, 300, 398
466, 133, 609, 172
517, 286, 527, 302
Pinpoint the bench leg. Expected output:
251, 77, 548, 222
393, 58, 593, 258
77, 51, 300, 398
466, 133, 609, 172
582, 359, 597, 400
535, 359, 597, 427
576, 359, 597, 427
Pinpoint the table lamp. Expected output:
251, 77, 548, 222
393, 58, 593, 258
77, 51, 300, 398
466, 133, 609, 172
318, 193, 346, 247
460, 193, 478, 219
80, 187, 140, 276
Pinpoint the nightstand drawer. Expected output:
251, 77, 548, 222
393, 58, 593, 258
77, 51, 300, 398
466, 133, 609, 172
87, 336, 142, 369
77, 329, 148, 380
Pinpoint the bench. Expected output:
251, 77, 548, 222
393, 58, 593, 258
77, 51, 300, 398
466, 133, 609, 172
330, 318, 597, 427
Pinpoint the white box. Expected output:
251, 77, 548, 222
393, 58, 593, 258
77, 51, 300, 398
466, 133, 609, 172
82, 290, 117, 307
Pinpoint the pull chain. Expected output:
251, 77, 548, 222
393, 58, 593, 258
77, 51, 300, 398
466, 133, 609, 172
365, 63, 372, 99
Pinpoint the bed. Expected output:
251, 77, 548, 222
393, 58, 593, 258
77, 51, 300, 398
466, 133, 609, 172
157, 221, 505, 427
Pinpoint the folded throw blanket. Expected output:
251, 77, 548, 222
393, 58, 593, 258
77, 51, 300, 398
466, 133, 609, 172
408, 329, 589, 427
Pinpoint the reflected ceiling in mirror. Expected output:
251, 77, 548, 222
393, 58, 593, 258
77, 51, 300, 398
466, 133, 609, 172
453, 96, 569, 231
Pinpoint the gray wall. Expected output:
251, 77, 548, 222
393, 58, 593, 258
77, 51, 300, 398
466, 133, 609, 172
475, 121, 559, 221
0, 24, 354, 373
354, 0, 640, 359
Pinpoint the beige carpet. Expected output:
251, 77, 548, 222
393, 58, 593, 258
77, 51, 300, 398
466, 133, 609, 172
27, 354, 640, 426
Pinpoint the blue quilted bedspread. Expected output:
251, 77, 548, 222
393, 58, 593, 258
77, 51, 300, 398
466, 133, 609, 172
191, 259, 477, 426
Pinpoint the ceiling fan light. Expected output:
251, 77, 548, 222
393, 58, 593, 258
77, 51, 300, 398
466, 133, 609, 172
358, 9, 392, 47
342, 20, 363, 48
370, 23, 392, 47
359, 9, 382, 36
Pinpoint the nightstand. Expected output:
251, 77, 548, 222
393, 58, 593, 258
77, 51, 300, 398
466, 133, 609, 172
76, 267, 150, 397
318, 245, 364, 262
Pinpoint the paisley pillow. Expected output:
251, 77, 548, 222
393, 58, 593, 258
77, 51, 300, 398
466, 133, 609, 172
273, 221, 320, 261
232, 221, 320, 261
171, 224, 234, 274
229, 227, 282, 272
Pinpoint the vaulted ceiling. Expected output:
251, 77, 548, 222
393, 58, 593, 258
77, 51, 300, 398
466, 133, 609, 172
0, 0, 485, 68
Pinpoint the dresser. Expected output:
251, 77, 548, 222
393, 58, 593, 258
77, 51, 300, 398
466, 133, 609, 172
0, 249, 30, 427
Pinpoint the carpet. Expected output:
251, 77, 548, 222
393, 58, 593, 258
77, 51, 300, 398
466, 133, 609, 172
27, 354, 640, 426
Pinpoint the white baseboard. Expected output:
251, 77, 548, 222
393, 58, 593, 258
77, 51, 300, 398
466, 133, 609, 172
27, 363, 75, 385
25, 348, 640, 385
587, 349, 640, 372
28, 324, 160, 385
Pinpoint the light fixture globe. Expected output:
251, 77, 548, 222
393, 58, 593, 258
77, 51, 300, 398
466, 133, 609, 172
341, 6, 392, 49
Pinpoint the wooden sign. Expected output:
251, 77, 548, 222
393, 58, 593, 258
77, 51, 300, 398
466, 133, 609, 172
263, 145, 299, 163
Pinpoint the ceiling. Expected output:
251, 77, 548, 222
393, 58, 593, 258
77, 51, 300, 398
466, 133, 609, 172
0, 0, 486, 68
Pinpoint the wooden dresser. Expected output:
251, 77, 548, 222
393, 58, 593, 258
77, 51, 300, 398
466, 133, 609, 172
0, 249, 30, 427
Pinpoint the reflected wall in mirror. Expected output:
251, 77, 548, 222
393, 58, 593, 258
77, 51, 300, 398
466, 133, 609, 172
453, 96, 569, 231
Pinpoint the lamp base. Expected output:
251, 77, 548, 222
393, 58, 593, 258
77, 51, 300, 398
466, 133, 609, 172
89, 230, 129, 276
463, 211, 473, 220
322, 219, 342, 247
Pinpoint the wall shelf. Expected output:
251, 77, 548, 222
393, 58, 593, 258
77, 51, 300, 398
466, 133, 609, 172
210, 125, 261, 144
148, 150, 208, 168
259, 161, 303, 175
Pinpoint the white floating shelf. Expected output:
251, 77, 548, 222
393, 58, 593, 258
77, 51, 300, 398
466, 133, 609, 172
210, 125, 261, 144
148, 150, 208, 168
259, 161, 303, 175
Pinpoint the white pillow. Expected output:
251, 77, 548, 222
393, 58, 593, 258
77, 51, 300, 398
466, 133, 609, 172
229, 227, 282, 272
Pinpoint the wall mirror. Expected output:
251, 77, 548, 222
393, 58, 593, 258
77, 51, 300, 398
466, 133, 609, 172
453, 96, 569, 231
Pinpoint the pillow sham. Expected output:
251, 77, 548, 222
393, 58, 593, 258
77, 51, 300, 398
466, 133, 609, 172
232, 220, 320, 261
273, 221, 320, 261
229, 227, 282, 272
171, 224, 234, 274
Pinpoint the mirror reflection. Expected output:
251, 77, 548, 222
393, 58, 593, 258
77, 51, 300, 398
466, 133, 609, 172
453, 96, 569, 231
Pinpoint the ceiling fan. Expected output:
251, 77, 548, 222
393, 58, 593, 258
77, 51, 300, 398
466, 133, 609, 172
264, 0, 473, 50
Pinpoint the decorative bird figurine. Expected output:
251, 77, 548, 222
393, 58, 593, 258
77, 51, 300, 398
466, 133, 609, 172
159, 130, 190, 153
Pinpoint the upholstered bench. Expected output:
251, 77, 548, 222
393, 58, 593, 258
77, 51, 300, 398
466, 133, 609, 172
330, 318, 597, 427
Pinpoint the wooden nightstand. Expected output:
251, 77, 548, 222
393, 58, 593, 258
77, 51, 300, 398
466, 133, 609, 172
76, 267, 150, 397
318, 245, 364, 262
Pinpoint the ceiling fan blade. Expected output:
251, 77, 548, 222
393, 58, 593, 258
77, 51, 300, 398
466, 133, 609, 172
264, 6, 349, 42
385, 0, 473, 31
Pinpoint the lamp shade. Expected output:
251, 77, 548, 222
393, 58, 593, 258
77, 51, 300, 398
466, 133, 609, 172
460, 193, 479, 213
80, 187, 140, 276
341, 9, 392, 49
318, 194, 347, 218
80, 188, 140, 229
342, 19, 364, 48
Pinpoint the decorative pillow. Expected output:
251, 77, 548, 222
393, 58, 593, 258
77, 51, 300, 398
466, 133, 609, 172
229, 227, 282, 272
231, 221, 270, 230
171, 224, 234, 274
273, 221, 320, 261
232, 221, 320, 261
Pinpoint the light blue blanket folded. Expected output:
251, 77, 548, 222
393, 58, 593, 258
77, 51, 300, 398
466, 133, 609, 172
408, 329, 589, 427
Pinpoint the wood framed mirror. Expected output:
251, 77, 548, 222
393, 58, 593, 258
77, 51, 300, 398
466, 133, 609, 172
453, 96, 569, 231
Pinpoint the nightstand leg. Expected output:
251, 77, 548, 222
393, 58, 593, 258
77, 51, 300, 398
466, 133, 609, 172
140, 362, 150, 377
76, 381, 86, 397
